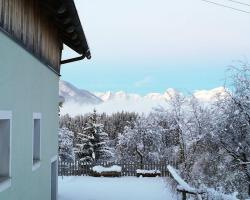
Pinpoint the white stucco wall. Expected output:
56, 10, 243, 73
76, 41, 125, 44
0, 30, 59, 200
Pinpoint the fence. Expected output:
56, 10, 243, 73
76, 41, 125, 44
58, 161, 175, 177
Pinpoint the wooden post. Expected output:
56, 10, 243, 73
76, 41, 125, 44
182, 192, 187, 200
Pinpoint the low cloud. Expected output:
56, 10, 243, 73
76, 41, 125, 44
60, 99, 167, 116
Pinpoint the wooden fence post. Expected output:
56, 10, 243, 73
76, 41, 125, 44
182, 192, 187, 200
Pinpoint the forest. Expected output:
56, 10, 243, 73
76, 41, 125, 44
59, 63, 250, 199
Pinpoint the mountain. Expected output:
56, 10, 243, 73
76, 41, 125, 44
95, 87, 227, 102
193, 87, 227, 101
95, 91, 142, 102
59, 80, 228, 116
59, 80, 103, 105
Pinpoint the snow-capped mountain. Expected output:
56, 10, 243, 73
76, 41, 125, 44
95, 91, 142, 102
59, 80, 228, 116
59, 80, 103, 105
144, 88, 180, 101
193, 87, 227, 101
95, 87, 227, 103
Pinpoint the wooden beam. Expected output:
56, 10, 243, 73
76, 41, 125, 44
182, 192, 187, 200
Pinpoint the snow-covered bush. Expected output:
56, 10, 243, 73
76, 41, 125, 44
203, 188, 239, 200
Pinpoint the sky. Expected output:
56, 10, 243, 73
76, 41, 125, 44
61, 0, 250, 95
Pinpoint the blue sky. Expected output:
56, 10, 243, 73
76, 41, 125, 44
61, 0, 250, 95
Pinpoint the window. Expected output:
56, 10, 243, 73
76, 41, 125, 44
0, 111, 11, 192
32, 113, 41, 170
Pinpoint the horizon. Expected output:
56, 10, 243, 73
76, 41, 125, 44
61, 79, 227, 96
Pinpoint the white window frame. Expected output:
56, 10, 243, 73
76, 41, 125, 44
0, 111, 12, 192
32, 113, 42, 171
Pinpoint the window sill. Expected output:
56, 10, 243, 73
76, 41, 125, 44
0, 177, 11, 192
32, 160, 41, 171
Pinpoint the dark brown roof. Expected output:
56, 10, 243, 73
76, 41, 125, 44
40, 0, 91, 59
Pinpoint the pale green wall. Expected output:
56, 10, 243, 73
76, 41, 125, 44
0, 31, 59, 200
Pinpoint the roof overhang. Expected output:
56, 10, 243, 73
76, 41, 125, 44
40, 0, 91, 62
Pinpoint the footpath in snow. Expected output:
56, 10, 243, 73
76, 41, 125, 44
58, 176, 176, 200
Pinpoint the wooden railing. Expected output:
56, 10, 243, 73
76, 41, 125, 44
167, 165, 205, 200
58, 161, 175, 177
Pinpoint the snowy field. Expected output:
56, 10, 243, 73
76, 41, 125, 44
58, 176, 176, 200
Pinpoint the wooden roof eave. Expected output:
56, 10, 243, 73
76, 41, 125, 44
39, 0, 91, 63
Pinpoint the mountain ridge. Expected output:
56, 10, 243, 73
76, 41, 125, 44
60, 80, 227, 104
59, 80, 103, 105
59, 80, 228, 115
94, 87, 227, 102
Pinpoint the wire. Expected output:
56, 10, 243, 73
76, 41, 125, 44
200, 0, 250, 14
225, 0, 250, 7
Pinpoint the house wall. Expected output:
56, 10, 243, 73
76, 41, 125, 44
0, 29, 59, 200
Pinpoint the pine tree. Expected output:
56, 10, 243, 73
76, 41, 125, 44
93, 122, 114, 162
74, 110, 114, 162
91, 110, 114, 162
58, 127, 74, 162
74, 130, 95, 162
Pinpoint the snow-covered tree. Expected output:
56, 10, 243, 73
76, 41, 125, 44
212, 63, 250, 197
74, 110, 114, 162
91, 110, 114, 162
117, 116, 163, 166
58, 127, 74, 162
74, 129, 95, 163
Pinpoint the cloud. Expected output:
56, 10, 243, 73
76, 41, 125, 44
134, 76, 153, 88
59, 79, 167, 116
60, 99, 167, 116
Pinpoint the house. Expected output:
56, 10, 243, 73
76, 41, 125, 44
0, 0, 90, 200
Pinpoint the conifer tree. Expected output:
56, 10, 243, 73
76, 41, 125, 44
58, 127, 74, 162
74, 110, 114, 162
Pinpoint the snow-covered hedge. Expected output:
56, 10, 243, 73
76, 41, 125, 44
92, 165, 122, 177
92, 165, 122, 173
136, 169, 161, 177
136, 169, 161, 174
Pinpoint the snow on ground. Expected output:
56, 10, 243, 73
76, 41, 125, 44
58, 176, 176, 200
